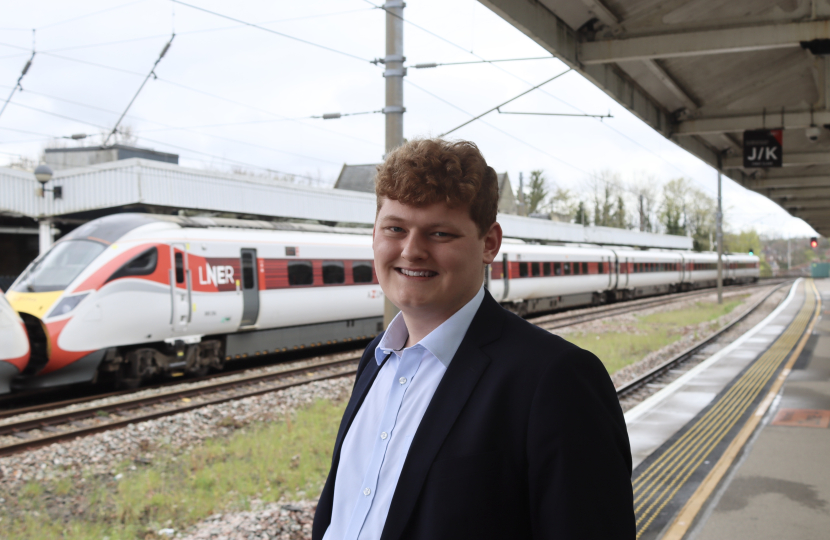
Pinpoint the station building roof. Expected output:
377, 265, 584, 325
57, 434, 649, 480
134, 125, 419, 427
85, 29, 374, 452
481, 0, 830, 237
0, 157, 691, 249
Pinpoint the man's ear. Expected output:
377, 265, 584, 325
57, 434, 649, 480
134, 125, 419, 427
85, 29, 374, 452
482, 222, 503, 265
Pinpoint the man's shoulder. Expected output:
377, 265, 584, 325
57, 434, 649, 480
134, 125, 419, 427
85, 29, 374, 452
485, 305, 606, 379
496, 306, 582, 355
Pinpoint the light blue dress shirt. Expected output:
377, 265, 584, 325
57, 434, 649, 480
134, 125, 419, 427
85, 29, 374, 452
322, 287, 485, 540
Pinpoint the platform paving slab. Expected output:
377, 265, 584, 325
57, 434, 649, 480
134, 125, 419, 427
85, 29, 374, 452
692, 279, 830, 540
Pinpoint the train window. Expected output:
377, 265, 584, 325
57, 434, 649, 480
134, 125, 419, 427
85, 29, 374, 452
554, 262, 562, 275
353, 261, 373, 283
543, 262, 551, 276
288, 260, 313, 286
563, 262, 571, 275
531, 262, 540, 277
598, 262, 604, 274
582, 262, 588, 274
322, 261, 345, 284
285, 246, 296, 256
175, 252, 185, 284
241, 252, 256, 289
519, 262, 529, 277
106, 247, 158, 283
573, 262, 580, 275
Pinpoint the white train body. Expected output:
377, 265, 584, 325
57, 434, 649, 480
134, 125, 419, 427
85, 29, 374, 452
0, 292, 29, 393
3, 214, 759, 392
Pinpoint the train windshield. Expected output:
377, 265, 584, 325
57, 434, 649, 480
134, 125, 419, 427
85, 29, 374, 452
12, 240, 106, 293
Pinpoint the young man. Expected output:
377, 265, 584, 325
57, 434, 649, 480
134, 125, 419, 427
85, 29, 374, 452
313, 139, 635, 540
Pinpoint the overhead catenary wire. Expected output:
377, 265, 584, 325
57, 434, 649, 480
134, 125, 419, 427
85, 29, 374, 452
40, 7, 376, 55
171, 0, 375, 64
37, 0, 148, 30
497, 109, 612, 119
438, 69, 571, 137
104, 34, 175, 146
28, 49, 382, 148
0, 52, 35, 121
413, 56, 555, 69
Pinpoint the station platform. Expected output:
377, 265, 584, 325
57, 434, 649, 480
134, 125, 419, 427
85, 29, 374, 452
622, 278, 826, 540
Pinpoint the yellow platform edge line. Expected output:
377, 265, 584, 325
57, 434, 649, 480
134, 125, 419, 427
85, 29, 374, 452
661, 280, 821, 540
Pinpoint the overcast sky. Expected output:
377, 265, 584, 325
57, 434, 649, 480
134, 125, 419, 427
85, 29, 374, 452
0, 0, 818, 238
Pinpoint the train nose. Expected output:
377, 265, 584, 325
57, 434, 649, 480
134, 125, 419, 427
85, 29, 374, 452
17, 313, 49, 376
6, 291, 61, 377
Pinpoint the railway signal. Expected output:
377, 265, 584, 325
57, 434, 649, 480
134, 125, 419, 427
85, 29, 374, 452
810, 237, 819, 249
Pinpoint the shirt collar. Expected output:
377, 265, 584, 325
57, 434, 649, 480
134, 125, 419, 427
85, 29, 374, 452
375, 286, 485, 368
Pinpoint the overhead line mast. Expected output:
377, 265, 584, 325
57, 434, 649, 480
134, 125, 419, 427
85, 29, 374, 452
382, 0, 405, 328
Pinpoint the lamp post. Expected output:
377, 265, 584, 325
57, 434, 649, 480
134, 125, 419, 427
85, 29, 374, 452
34, 163, 54, 255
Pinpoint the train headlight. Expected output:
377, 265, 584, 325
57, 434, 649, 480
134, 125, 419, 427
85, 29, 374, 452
47, 293, 90, 318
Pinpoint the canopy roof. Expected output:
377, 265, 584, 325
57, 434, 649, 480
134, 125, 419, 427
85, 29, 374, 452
481, 0, 830, 237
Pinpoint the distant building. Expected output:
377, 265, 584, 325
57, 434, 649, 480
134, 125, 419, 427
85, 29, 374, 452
334, 164, 519, 215
333, 164, 378, 193
44, 144, 178, 171
496, 173, 518, 215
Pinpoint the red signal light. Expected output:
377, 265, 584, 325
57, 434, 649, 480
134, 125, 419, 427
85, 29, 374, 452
811, 237, 819, 249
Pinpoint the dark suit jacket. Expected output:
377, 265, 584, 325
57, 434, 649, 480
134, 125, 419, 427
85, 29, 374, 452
313, 290, 635, 540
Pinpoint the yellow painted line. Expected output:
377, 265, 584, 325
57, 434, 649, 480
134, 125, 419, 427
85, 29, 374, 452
631, 280, 818, 537
633, 327, 796, 508
662, 280, 821, 540
635, 294, 815, 533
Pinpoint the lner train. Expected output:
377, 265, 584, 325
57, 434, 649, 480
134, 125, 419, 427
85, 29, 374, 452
0, 292, 30, 393
3, 213, 759, 393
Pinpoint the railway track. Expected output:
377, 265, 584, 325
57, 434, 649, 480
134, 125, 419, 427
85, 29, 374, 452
529, 280, 783, 331
0, 355, 361, 457
615, 280, 792, 401
0, 280, 787, 457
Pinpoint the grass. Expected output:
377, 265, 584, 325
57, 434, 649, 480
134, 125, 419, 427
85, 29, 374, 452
567, 297, 746, 374
1, 398, 346, 540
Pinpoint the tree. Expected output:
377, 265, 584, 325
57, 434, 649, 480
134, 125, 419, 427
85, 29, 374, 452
574, 201, 589, 226
629, 175, 658, 232
660, 178, 688, 236
549, 187, 575, 220
526, 170, 549, 215
611, 195, 627, 229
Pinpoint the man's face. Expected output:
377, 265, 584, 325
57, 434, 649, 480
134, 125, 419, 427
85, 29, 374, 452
373, 198, 502, 322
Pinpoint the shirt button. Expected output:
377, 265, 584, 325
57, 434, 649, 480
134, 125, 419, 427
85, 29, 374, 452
363, 488, 371, 496
399, 377, 407, 385
381, 432, 388, 440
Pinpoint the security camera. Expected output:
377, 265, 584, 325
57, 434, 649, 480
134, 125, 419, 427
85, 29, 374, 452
806, 125, 821, 142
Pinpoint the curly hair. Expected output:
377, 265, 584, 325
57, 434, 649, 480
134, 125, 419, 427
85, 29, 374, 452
375, 139, 499, 236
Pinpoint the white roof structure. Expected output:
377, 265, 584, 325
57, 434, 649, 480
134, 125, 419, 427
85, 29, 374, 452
0, 157, 691, 249
480, 0, 830, 237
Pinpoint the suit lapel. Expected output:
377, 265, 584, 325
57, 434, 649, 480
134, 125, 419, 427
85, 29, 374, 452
380, 291, 506, 540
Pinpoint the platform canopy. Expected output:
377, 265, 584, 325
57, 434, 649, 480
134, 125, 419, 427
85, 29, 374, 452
481, 0, 830, 237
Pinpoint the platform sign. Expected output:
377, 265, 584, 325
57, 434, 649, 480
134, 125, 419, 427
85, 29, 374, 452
743, 129, 783, 167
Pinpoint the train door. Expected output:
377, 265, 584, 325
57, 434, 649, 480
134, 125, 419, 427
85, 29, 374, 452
679, 254, 686, 283
605, 256, 612, 289
240, 248, 260, 326
610, 250, 619, 290
623, 257, 630, 288
169, 243, 192, 330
